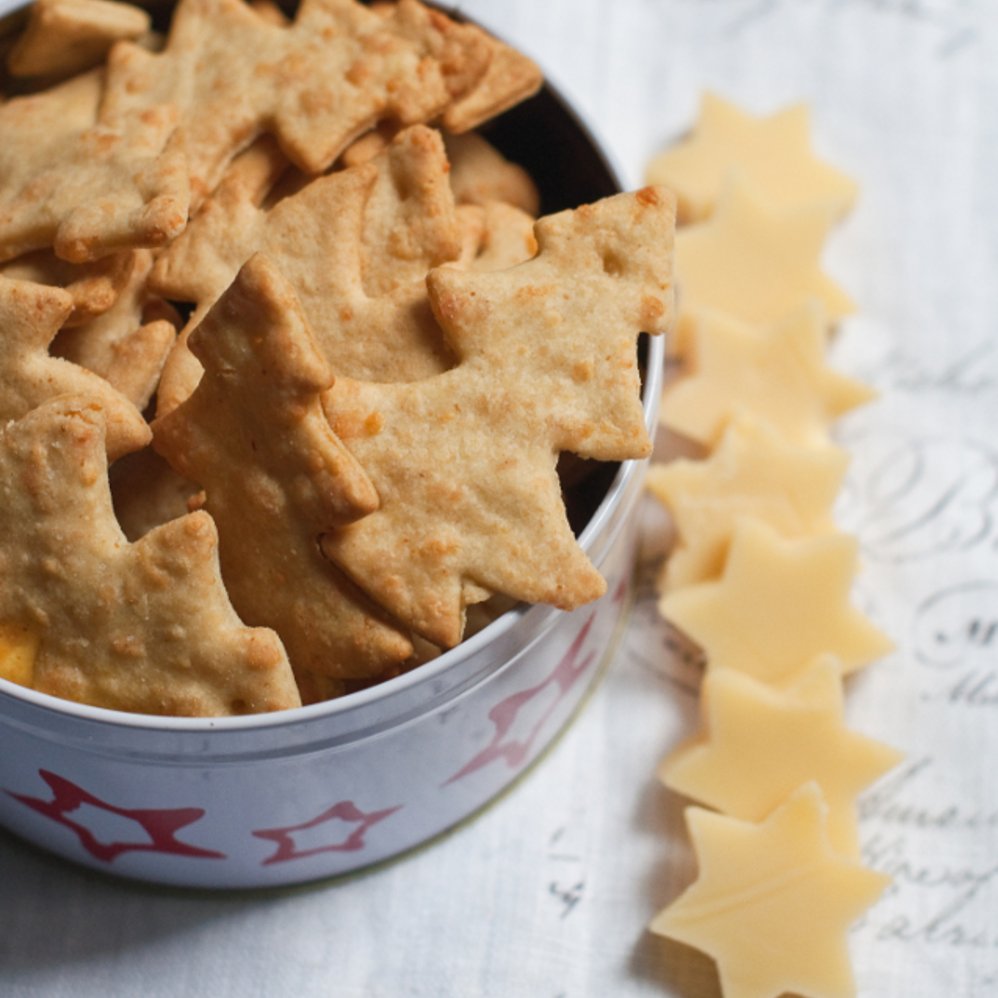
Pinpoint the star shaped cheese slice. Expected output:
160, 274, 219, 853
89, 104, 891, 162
660, 657, 902, 854
647, 416, 849, 590
647, 91, 858, 224
659, 518, 893, 682
650, 783, 890, 998
660, 302, 874, 448
673, 177, 854, 336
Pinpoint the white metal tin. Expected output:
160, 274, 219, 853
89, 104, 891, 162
0, 4, 665, 889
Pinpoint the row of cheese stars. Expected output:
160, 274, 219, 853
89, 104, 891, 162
643, 93, 902, 998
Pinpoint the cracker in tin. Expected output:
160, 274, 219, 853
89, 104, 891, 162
0, 274, 149, 459
101, 0, 495, 202
51, 249, 178, 411
6, 0, 150, 79
321, 187, 676, 648
0, 395, 301, 715
153, 124, 462, 415
152, 253, 414, 689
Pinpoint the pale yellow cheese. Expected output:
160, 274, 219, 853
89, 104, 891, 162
0, 622, 40, 687
646, 91, 858, 224
650, 784, 890, 998
671, 177, 854, 358
660, 302, 875, 448
659, 518, 894, 683
646, 416, 848, 590
660, 658, 902, 855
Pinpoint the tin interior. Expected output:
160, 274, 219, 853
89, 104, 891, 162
0, 3, 665, 749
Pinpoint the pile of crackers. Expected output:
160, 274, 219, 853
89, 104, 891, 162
0, 0, 675, 715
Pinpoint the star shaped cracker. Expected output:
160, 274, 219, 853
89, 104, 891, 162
0, 66, 189, 264
650, 783, 890, 998
660, 519, 894, 683
660, 658, 902, 855
153, 253, 414, 686
647, 91, 858, 224
153, 125, 461, 414
647, 416, 849, 590
103, 0, 533, 203
673, 177, 854, 335
660, 303, 874, 448
320, 187, 675, 647
0, 275, 149, 459
0, 396, 300, 715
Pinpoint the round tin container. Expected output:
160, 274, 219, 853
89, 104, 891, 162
0, 2, 664, 889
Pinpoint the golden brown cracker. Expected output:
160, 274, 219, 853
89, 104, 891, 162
0, 274, 149, 458
0, 396, 300, 715
444, 131, 540, 215
457, 201, 538, 271
7, 0, 150, 79
51, 249, 177, 410
0, 61, 188, 265
320, 188, 676, 647
153, 253, 414, 682
0, 248, 134, 326
153, 125, 461, 415
102, 0, 494, 203
441, 25, 543, 134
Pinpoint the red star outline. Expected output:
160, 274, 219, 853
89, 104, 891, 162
5, 769, 226, 863
252, 800, 403, 865
444, 611, 602, 785
444, 577, 629, 787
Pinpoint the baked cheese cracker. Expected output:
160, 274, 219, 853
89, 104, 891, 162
153, 124, 461, 415
6, 0, 150, 79
102, 0, 492, 201
51, 249, 177, 410
0, 275, 149, 458
0, 396, 300, 715
320, 188, 675, 647
152, 254, 414, 686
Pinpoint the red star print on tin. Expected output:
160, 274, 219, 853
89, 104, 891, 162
445, 610, 601, 785
252, 800, 402, 865
6, 769, 225, 862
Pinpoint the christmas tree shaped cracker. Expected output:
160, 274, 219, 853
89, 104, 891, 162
0, 275, 149, 460
153, 254, 414, 688
321, 188, 675, 647
152, 125, 461, 415
0, 66, 188, 264
102, 0, 535, 201
0, 396, 299, 715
